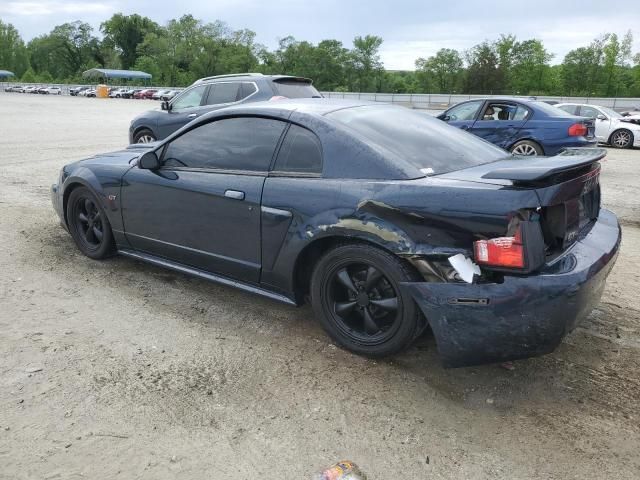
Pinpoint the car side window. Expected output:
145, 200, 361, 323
171, 85, 207, 111
558, 105, 578, 115
273, 125, 323, 174
579, 106, 600, 118
446, 100, 483, 121
204, 82, 241, 105
162, 117, 286, 171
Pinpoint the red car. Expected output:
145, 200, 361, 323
133, 89, 157, 99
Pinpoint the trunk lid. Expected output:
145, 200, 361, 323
438, 148, 605, 258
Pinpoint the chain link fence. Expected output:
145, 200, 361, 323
321, 92, 640, 111
2, 81, 639, 111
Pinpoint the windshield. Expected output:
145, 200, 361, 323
599, 106, 623, 119
327, 105, 509, 175
272, 79, 321, 98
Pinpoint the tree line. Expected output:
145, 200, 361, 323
1, 14, 639, 96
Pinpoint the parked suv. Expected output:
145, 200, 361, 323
128, 73, 321, 143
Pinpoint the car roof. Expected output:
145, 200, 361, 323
457, 97, 543, 105
557, 103, 598, 107
192, 73, 312, 86
197, 98, 375, 120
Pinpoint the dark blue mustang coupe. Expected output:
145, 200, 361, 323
438, 97, 597, 156
52, 100, 620, 367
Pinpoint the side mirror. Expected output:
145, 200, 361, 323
596, 114, 606, 120
438, 113, 450, 121
161, 101, 172, 111
138, 151, 160, 170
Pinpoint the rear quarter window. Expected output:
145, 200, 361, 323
273, 125, 322, 174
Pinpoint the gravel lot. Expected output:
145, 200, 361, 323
0, 93, 639, 479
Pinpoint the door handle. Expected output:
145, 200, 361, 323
187, 113, 198, 118
224, 189, 245, 200
460, 125, 470, 130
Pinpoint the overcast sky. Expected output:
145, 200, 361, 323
1, 0, 639, 70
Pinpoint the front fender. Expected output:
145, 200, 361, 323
62, 167, 125, 235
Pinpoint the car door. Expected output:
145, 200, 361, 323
121, 116, 288, 283
469, 102, 530, 149
439, 100, 484, 132
156, 84, 210, 139
579, 105, 610, 142
261, 124, 324, 273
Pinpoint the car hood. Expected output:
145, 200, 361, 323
619, 115, 640, 127
73, 149, 142, 168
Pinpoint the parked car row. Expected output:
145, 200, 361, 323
4, 85, 62, 94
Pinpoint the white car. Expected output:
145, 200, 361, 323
152, 89, 170, 100
42, 86, 61, 95
556, 103, 640, 149
109, 88, 126, 98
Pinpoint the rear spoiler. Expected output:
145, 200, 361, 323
482, 148, 606, 182
272, 76, 313, 84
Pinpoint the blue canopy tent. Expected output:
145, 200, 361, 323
0, 70, 16, 79
82, 68, 152, 85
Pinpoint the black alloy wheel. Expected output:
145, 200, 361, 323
67, 187, 115, 259
311, 244, 423, 357
329, 262, 401, 343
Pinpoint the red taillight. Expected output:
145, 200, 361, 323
568, 123, 588, 137
269, 95, 288, 101
474, 227, 525, 268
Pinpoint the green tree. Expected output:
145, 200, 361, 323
28, 21, 100, 81
350, 35, 384, 91
464, 41, 504, 94
311, 40, 350, 90
0, 20, 30, 76
602, 31, 633, 96
20, 67, 36, 83
415, 48, 463, 92
100, 13, 160, 70
509, 39, 553, 94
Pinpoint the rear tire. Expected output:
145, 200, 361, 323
134, 129, 156, 143
510, 140, 543, 156
609, 129, 633, 149
310, 243, 423, 357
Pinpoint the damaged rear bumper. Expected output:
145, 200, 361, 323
401, 209, 621, 367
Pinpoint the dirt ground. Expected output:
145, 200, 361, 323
0, 93, 639, 480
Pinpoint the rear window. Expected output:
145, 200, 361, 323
327, 105, 509, 175
272, 79, 321, 99
531, 101, 575, 117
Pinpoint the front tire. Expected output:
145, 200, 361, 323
310, 243, 423, 357
510, 140, 543, 156
66, 187, 115, 260
134, 128, 156, 143
609, 129, 633, 149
